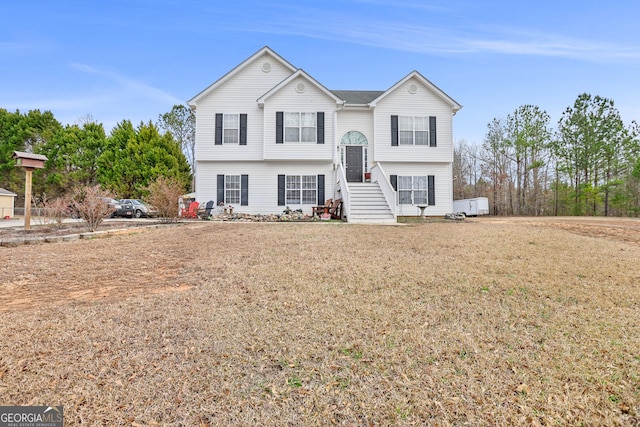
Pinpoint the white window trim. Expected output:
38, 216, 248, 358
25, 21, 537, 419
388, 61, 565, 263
223, 114, 240, 144
225, 175, 241, 204
285, 174, 317, 205
284, 112, 317, 143
398, 176, 428, 205
398, 116, 429, 146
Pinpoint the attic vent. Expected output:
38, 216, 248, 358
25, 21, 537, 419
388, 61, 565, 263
261, 62, 272, 73
295, 82, 306, 93
408, 83, 418, 94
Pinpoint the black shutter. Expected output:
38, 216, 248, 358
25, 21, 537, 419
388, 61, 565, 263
240, 114, 247, 145
217, 175, 225, 204
276, 112, 284, 144
391, 115, 398, 146
390, 175, 397, 191
316, 112, 324, 144
277, 174, 285, 205
428, 175, 435, 206
215, 114, 223, 145
429, 116, 437, 147
317, 174, 325, 205
241, 174, 248, 206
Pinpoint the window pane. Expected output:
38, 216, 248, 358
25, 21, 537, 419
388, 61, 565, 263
399, 190, 412, 205
224, 129, 238, 144
302, 175, 316, 189
226, 175, 240, 189
398, 176, 412, 190
285, 127, 299, 142
414, 117, 428, 130
286, 190, 300, 204
414, 191, 428, 205
414, 176, 427, 190
286, 175, 300, 189
399, 131, 413, 145
415, 131, 428, 145
301, 127, 316, 142
399, 116, 413, 130
302, 190, 316, 204
285, 113, 299, 126
224, 114, 239, 128
300, 113, 316, 127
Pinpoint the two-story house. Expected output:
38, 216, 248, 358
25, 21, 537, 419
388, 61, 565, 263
188, 47, 461, 223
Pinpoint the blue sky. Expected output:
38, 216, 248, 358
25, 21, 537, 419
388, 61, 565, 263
2, 1, 639, 144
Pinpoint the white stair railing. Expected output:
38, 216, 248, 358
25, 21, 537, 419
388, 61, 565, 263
336, 163, 350, 219
370, 163, 396, 218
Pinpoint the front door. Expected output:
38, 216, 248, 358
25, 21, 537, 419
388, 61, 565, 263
345, 146, 363, 183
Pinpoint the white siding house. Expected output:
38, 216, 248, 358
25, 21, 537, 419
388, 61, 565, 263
188, 47, 462, 222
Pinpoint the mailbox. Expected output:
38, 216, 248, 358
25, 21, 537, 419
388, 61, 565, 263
12, 151, 47, 169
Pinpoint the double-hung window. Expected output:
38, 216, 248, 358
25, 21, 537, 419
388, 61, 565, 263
223, 114, 239, 144
215, 113, 247, 145
392, 115, 435, 147
285, 112, 317, 143
398, 116, 429, 145
398, 176, 428, 205
285, 175, 317, 204
225, 175, 241, 204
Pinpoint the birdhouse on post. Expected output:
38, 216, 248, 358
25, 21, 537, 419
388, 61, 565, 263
12, 151, 47, 230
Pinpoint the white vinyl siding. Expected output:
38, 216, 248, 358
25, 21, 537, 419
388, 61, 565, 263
193, 52, 294, 161
374, 77, 454, 163
262, 77, 335, 160
196, 161, 333, 215
385, 162, 452, 216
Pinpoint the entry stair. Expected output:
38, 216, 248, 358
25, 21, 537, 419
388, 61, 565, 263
346, 182, 396, 224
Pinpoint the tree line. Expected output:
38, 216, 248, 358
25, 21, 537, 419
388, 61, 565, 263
0, 105, 195, 203
454, 93, 640, 216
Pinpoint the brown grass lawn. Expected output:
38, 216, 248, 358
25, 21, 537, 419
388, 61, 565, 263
1, 218, 639, 426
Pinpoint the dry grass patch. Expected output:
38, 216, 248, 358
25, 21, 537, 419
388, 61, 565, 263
1, 220, 639, 425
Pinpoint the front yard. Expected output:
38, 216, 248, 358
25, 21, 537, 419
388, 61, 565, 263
1, 218, 639, 425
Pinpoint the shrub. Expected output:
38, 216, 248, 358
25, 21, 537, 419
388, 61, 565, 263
145, 176, 184, 223
70, 185, 115, 231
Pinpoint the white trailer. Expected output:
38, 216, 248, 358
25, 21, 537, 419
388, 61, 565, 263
452, 197, 489, 216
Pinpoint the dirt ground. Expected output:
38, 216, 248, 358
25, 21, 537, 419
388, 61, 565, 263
1, 216, 639, 425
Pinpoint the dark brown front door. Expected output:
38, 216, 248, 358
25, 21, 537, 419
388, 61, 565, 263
345, 146, 363, 183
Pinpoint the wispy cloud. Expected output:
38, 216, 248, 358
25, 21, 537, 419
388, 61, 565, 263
70, 63, 183, 105
227, 5, 640, 62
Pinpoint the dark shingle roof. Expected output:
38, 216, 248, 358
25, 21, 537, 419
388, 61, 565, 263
331, 90, 385, 105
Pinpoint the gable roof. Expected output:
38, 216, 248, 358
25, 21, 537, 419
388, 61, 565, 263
369, 71, 462, 113
332, 90, 385, 105
188, 46, 297, 107
256, 69, 344, 107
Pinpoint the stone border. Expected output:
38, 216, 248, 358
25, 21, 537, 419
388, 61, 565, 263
0, 223, 183, 248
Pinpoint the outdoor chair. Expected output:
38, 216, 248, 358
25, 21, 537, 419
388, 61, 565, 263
181, 201, 199, 219
312, 198, 333, 216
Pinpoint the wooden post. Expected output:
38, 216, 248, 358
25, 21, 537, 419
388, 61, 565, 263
12, 151, 47, 231
24, 168, 33, 230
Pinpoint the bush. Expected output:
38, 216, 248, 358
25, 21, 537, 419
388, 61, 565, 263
70, 186, 115, 231
145, 176, 184, 223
